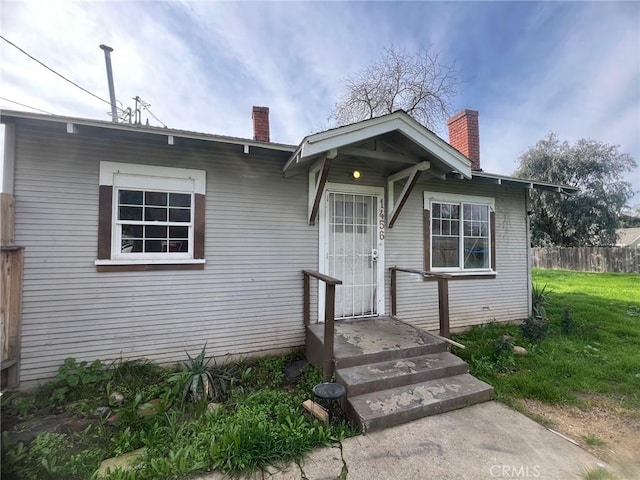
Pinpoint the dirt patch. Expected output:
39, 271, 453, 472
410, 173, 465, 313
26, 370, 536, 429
518, 395, 640, 477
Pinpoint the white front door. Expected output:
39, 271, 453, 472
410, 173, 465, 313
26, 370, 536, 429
320, 184, 385, 319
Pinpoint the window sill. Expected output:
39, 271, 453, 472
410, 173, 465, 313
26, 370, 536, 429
425, 270, 497, 280
95, 259, 205, 272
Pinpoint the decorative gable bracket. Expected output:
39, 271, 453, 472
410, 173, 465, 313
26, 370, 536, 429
386, 161, 430, 229
308, 149, 337, 225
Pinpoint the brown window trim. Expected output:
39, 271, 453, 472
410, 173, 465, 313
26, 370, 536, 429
423, 205, 496, 279
97, 186, 205, 271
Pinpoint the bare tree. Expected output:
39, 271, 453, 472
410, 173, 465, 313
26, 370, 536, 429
330, 47, 458, 129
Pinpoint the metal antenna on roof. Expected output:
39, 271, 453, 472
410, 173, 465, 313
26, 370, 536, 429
99, 44, 119, 123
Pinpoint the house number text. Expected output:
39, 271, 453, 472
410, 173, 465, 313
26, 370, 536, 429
379, 201, 386, 240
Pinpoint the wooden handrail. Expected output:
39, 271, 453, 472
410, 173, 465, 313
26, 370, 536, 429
302, 270, 342, 381
302, 270, 343, 285
390, 266, 451, 338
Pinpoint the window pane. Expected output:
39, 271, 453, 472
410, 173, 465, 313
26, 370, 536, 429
145, 191, 167, 206
169, 208, 190, 222
119, 206, 142, 221
451, 205, 460, 219
145, 225, 167, 238
169, 193, 191, 207
169, 226, 189, 239
119, 190, 143, 205
121, 239, 142, 253
441, 203, 451, 218
432, 203, 441, 217
121, 239, 134, 253
442, 220, 451, 235
463, 204, 471, 219
464, 220, 471, 236
145, 207, 167, 221
164, 240, 186, 252
432, 237, 459, 268
451, 219, 459, 235
432, 219, 441, 235
464, 238, 489, 269
122, 225, 143, 238
478, 205, 488, 221
145, 240, 164, 252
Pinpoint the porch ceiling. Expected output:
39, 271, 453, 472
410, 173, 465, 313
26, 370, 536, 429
283, 111, 472, 179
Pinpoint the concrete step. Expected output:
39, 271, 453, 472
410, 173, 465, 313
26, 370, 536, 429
347, 373, 494, 433
336, 352, 469, 397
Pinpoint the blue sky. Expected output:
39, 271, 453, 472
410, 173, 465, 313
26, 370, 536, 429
1, 1, 639, 204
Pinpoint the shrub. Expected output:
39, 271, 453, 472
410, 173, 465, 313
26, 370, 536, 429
49, 358, 111, 405
532, 282, 551, 318
520, 315, 549, 342
168, 343, 221, 403
493, 334, 515, 354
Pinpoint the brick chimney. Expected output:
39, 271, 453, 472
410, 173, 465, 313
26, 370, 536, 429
447, 109, 481, 171
252, 106, 270, 142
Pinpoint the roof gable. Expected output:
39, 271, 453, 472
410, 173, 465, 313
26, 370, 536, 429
283, 111, 472, 178
616, 227, 640, 246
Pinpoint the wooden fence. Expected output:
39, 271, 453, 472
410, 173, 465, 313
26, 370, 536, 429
1, 193, 24, 388
531, 247, 640, 273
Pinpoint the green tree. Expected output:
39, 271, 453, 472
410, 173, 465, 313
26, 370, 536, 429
514, 133, 637, 246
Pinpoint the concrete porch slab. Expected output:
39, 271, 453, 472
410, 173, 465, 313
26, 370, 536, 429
307, 316, 447, 369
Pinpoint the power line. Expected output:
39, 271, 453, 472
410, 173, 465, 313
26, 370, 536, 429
0, 96, 54, 115
0, 35, 124, 114
143, 105, 167, 128
2, 35, 169, 128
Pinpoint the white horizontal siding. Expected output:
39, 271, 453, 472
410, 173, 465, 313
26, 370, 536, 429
14, 123, 319, 385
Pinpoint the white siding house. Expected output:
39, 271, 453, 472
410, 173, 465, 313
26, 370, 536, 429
1, 108, 574, 387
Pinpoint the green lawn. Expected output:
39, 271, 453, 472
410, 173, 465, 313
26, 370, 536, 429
452, 269, 640, 409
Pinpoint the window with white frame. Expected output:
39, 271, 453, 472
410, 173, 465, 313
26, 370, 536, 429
117, 189, 191, 256
96, 162, 206, 269
424, 192, 495, 272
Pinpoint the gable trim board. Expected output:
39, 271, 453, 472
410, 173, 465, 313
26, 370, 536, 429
0, 109, 576, 386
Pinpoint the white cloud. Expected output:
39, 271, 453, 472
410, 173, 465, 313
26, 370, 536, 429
1, 1, 638, 203
478, 3, 640, 203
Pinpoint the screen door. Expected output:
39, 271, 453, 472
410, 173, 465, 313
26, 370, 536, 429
326, 191, 381, 318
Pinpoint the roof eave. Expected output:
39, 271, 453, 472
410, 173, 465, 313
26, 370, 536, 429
471, 171, 579, 194
0, 109, 296, 152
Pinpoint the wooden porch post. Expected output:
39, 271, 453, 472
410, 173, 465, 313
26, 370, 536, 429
323, 283, 336, 381
390, 268, 397, 316
303, 272, 310, 326
437, 277, 450, 338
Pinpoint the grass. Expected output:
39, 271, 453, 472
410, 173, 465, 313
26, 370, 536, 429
582, 434, 606, 447
582, 467, 620, 480
1, 350, 356, 480
452, 270, 640, 409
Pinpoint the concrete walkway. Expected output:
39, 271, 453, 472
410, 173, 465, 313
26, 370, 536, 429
197, 401, 610, 480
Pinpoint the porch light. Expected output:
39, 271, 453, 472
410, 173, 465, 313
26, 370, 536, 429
352, 170, 361, 179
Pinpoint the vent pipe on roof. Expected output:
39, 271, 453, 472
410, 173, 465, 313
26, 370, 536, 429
99, 44, 118, 123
